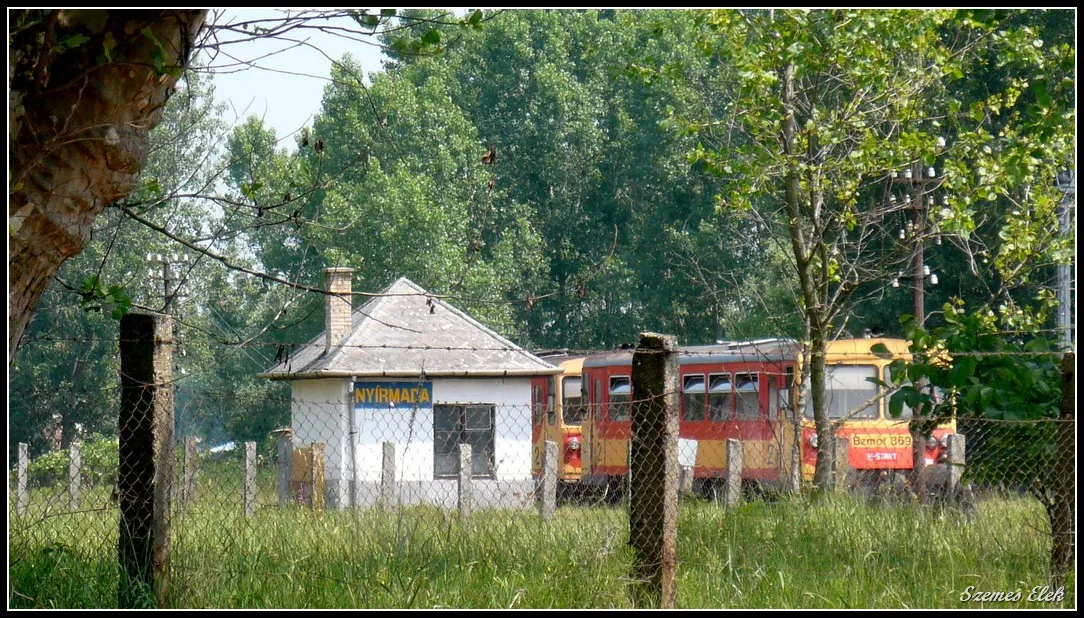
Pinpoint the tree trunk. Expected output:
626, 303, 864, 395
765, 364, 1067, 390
9, 9, 207, 362
809, 331, 833, 493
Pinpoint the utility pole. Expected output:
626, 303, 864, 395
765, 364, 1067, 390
148, 252, 188, 431
1056, 170, 1075, 351
147, 253, 179, 318
890, 152, 944, 502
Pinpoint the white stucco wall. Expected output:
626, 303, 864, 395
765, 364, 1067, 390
289, 378, 350, 506
291, 376, 535, 504
353, 377, 533, 483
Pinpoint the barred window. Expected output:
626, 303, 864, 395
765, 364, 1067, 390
434, 404, 496, 479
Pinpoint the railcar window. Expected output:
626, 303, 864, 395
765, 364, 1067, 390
609, 376, 631, 421
781, 366, 796, 418
708, 374, 732, 421
594, 379, 602, 423
533, 385, 542, 425
735, 374, 760, 420
768, 374, 780, 419
805, 365, 879, 420
563, 376, 585, 426
683, 374, 707, 421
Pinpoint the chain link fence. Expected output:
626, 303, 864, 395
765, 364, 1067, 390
8, 341, 1076, 608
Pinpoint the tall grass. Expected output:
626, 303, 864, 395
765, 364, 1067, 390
8, 480, 1074, 608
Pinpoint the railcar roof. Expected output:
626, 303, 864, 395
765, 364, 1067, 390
583, 338, 801, 368
583, 337, 911, 369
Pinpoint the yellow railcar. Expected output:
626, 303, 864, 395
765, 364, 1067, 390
531, 354, 588, 496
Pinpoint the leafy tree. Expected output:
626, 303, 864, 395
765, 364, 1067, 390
687, 9, 1074, 493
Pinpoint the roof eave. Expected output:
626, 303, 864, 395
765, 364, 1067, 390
258, 367, 564, 380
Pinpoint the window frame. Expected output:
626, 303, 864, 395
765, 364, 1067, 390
682, 373, 707, 421
708, 373, 733, 421
734, 372, 761, 420
433, 403, 497, 479
609, 375, 632, 422
562, 376, 585, 426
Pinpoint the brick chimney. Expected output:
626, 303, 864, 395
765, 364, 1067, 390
324, 267, 353, 354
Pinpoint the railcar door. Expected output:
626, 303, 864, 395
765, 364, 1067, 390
596, 372, 632, 482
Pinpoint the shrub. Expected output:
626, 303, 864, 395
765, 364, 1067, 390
26, 434, 119, 489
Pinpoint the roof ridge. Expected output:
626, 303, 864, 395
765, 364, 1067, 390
262, 274, 558, 377
411, 282, 555, 369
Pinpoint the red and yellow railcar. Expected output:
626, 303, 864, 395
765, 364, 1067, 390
576, 338, 955, 498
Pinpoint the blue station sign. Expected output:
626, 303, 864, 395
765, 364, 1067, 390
353, 381, 433, 410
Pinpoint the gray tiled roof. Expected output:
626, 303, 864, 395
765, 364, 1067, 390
260, 277, 560, 379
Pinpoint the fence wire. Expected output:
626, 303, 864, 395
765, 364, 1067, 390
8, 349, 1077, 609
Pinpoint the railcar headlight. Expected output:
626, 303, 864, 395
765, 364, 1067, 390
926, 436, 938, 450
939, 435, 950, 449
809, 434, 819, 449
568, 437, 581, 451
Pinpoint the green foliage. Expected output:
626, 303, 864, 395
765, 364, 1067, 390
26, 434, 119, 489
76, 275, 132, 320
882, 300, 1065, 497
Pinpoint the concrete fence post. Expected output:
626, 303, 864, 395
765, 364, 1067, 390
244, 441, 257, 517
69, 440, 82, 510
947, 433, 965, 506
725, 438, 743, 508
17, 443, 28, 516
277, 432, 292, 508
629, 332, 679, 609
678, 465, 693, 495
380, 441, 396, 510
458, 443, 473, 519
117, 313, 173, 607
539, 440, 558, 520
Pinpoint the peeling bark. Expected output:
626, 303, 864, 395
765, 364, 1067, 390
9, 9, 207, 362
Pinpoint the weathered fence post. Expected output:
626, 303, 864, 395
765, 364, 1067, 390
834, 435, 851, 493
277, 431, 292, 508
181, 437, 197, 511
380, 441, 396, 510
1051, 352, 1075, 590
117, 313, 173, 608
946, 433, 965, 506
244, 441, 257, 517
17, 443, 28, 516
725, 438, 743, 508
629, 332, 679, 609
539, 440, 558, 520
311, 443, 326, 512
458, 443, 473, 518
69, 440, 82, 509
